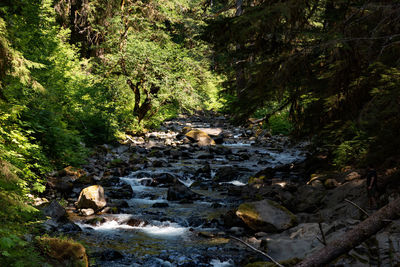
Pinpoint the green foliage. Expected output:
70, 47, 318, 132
0, 0, 224, 263
268, 111, 293, 136
0, 159, 43, 266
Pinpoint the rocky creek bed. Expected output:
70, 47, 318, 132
36, 114, 400, 266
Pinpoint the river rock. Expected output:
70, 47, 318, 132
214, 166, 239, 182
167, 182, 200, 202
41, 201, 81, 233
153, 172, 176, 186
236, 199, 297, 232
185, 129, 216, 146
126, 218, 147, 227
46, 177, 73, 196
76, 185, 106, 211
42, 200, 68, 221
80, 208, 95, 216
259, 223, 326, 261
196, 164, 211, 178
294, 185, 326, 212
106, 183, 134, 199
99, 249, 124, 261
324, 178, 339, 189
152, 202, 169, 208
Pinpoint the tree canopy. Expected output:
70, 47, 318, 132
204, 0, 400, 166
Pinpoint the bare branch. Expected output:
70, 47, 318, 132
229, 235, 283, 267
344, 198, 369, 217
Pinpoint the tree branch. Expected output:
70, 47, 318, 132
229, 235, 283, 267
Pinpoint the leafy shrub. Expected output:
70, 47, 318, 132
267, 111, 293, 136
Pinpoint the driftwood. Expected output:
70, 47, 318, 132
229, 235, 284, 267
296, 197, 400, 267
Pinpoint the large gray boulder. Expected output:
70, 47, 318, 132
76, 185, 106, 210
236, 199, 297, 232
259, 223, 326, 261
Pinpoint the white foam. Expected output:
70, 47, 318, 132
179, 178, 194, 187
223, 142, 251, 147
120, 177, 151, 191
210, 259, 234, 267
77, 218, 188, 237
127, 198, 166, 205
139, 222, 188, 236
227, 180, 246, 186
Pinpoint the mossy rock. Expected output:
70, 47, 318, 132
60, 166, 87, 179
107, 158, 124, 168
236, 199, 297, 232
36, 236, 88, 267
248, 175, 266, 184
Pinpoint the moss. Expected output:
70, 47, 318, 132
108, 158, 124, 167
36, 236, 88, 267
248, 175, 266, 184
237, 203, 260, 221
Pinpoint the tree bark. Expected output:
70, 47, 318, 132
234, 0, 245, 97
126, 79, 142, 113
296, 197, 400, 267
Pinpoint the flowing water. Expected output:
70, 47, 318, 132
70, 115, 308, 266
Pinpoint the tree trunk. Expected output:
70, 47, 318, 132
126, 79, 142, 113
235, 0, 245, 97
296, 197, 400, 267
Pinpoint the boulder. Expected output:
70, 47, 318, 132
40, 201, 80, 233
236, 199, 297, 232
259, 223, 327, 261
106, 183, 134, 199
46, 177, 73, 196
59, 166, 87, 180
324, 178, 339, 189
76, 185, 106, 211
42, 201, 68, 222
185, 129, 215, 146
167, 182, 200, 202
345, 171, 361, 181
153, 172, 176, 186
214, 166, 239, 182
125, 218, 147, 227
294, 185, 326, 212
80, 208, 95, 216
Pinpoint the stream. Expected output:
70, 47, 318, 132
67, 114, 308, 266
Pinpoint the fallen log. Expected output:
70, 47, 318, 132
296, 197, 400, 267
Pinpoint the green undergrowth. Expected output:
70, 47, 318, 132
0, 160, 44, 266
253, 106, 294, 135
